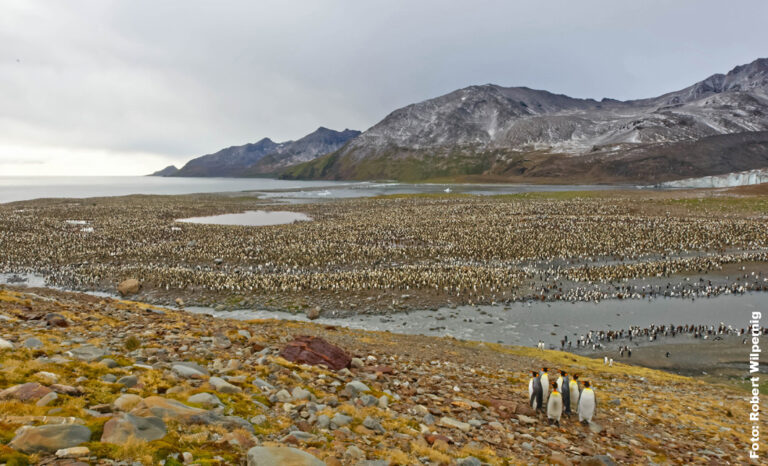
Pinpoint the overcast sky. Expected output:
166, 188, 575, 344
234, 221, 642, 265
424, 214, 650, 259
1, 0, 767, 176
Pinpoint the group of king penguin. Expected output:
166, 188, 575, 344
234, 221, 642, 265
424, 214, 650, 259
528, 368, 596, 426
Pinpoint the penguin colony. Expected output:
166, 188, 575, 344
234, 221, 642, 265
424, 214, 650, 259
1, 193, 767, 312
529, 368, 596, 426
563, 322, 768, 352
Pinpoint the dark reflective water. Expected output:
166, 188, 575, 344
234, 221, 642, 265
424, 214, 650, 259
1, 272, 761, 349
186, 292, 766, 348
0, 176, 642, 203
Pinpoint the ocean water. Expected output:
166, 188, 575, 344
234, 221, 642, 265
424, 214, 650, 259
0, 176, 637, 204
0, 176, 355, 204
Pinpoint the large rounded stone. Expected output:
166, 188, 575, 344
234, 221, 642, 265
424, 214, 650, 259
101, 413, 166, 444
187, 392, 223, 408
10, 424, 91, 453
0, 382, 53, 401
246, 446, 325, 466
209, 376, 241, 394
129, 396, 205, 420
171, 362, 208, 379
67, 344, 107, 362
117, 278, 141, 296
113, 394, 143, 412
280, 336, 351, 371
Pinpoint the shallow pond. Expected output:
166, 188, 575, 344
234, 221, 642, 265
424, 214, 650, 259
176, 210, 312, 226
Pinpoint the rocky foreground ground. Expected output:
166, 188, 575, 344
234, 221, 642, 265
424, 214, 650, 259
0, 286, 761, 465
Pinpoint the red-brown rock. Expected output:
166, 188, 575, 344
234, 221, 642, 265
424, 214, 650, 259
363, 365, 395, 374
0, 383, 52, 401
50, 384, 84, 396
45, 313, 69, 327
279, 336, 351, 371
483, 398, 525, 418
424, 433, 453, 445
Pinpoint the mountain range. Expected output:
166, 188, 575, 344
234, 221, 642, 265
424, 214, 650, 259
154, 58, 768, 184
152, 127, 360, 177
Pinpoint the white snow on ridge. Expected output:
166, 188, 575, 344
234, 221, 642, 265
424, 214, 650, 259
657, 168, 768, 188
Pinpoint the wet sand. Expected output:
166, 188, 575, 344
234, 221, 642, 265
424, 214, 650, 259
585, 335, 765, 390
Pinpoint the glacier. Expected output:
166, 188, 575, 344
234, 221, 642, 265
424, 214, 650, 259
657, 168, 768, 188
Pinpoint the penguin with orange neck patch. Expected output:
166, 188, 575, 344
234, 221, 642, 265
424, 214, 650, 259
546, 381, 563, 425
569, 374, 580, 414
578, 381, 596, 424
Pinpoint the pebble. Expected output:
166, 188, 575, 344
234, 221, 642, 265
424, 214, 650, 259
117, 375, 138, 388
440, 416, 471, 432
100, 358, 119, 368
291, 387, 312, 401
36, 391, 59, 407
331, 413, 353, 428
362, 416, 385, 433
113, 394, 143, 412
345, 380, 370, 396
172, 364, 207, 379
209, 376, 241, 394
246, 446, 325, 466
275, 389, 292, 402
22, 337, 44, 349
67, 344, 107, 362
188, 392, 223, 408
55, 446, 91, 458
457, 457, 482, 466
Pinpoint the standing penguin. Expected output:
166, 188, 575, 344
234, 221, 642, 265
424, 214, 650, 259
578, 381, 596, 424
556, 371, 564, 392
540, 368, 550, 405
546, 382, 563, 425
569, 374, 580, 414
529, 370, 543, 411
561, 371, 571, 415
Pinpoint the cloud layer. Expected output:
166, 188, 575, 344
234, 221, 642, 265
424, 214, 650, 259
2, 0, 767, 175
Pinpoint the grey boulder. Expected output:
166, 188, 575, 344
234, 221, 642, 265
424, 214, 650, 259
246, 446, 325, 466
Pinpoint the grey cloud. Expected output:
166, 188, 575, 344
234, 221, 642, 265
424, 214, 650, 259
1, 0, 767, 174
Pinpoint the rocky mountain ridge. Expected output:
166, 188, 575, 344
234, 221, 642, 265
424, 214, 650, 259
161, 127, 360, 177
283, 58, 768, 183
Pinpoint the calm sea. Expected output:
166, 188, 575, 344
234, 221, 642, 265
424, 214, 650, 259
0, 176, 634, 204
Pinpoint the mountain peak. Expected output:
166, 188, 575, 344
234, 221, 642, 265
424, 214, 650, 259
283, 57, 768, 183
148, 165, 179, 177
166, 127, 359, 177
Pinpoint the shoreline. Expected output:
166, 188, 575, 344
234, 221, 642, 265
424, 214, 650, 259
4, 280, 765, 392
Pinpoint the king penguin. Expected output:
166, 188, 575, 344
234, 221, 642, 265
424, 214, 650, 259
546, 381, 563, 425
561, 371, 571, 415
540, 368, 550, 405
578, 381, 596, 424
529, 370, 542, 411
569, 374, 580, 414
